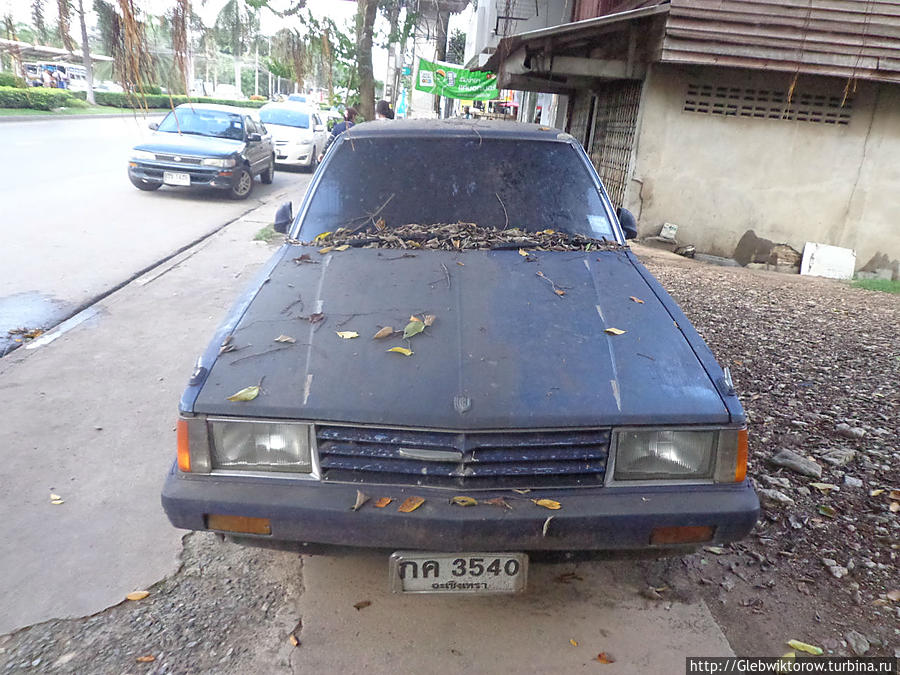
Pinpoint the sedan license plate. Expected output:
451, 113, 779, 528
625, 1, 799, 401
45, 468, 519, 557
163, 171, 190, 186
390, 551, 527, 594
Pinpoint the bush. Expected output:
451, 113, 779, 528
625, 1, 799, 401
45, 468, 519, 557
0, 73, 25, 88
0, 86, 80, 110
0, 86, 31, 108
1, 86, 265, 111
77, 91, 265, 109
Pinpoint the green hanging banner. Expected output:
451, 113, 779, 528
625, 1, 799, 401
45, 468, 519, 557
414, 58, 500, 101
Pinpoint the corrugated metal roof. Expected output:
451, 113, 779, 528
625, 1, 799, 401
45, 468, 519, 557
662, 0, 900, 83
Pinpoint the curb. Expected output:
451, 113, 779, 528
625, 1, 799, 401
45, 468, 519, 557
0, 112, 165, 123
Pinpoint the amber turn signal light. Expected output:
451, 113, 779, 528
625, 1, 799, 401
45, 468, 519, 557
206, 514, 272, 535
735, 428, 749, 483
176, 419, 191, 472
650, 525, 715, 545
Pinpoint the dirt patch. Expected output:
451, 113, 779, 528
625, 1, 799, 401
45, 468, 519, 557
632, 245, 899, 658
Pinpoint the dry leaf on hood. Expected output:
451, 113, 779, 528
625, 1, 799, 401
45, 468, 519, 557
374, 497, 392, 508
50, 493, 62, 501
308, 312, 325, 324
449, 496, 478, 507
518, 249, 529, 257
569, 639, 578, 647
136, 655, 156, 663
512, 488, 531, 494
398, 496, 425, 513
423, 314, 436, 327
554, 289, 566, 296
403, 320, 425, 339
334, 244, 350, 251
274, 335, 296, 343
629, 296, 645, 304
314, 231, 332, 242
318, 246, 334, 254
227, 385, 260, 402
51, 499, 64, 505
351, 489, 369, 512
387, 347, 414, 356
336, 331, 359, 339
483, 497, 512, 510
373, 326, 394, 339
532, 498, 561, 510
542, 516, 554, 537
604, 327, 626, 336
126, 591, 150, 601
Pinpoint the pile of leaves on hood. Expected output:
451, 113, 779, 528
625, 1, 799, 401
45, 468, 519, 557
297, 221, 624, 252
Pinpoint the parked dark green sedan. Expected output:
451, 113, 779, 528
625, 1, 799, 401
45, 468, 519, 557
128, 103, 275, 200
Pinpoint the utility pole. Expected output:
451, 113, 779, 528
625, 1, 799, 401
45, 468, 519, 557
254, 43, 259, 96
433, 9, 449, 117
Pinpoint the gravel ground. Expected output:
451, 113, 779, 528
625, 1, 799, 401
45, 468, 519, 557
0, 534, 304, 674
634, 246, 899, 659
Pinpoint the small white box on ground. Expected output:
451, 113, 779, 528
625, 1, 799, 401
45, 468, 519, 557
800, 242, 856, 280
659, 222, 678, 241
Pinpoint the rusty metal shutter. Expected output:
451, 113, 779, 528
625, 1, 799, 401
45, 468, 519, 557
588, 80, 642, 208
568, 91, 594, 149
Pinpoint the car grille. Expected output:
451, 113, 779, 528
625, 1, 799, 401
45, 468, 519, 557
315, 426, 610, 489
154, 154, 203, 165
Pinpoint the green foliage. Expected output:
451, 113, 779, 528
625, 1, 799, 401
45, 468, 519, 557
447, 29, 466, 65
851, 279, 900, 294
69, 89, 265, 109
0, 73, 25, 88
0, 86, 79, 110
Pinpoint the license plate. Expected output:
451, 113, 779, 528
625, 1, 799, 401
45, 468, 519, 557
163, 171, 190, 186
389, 551, 527, 594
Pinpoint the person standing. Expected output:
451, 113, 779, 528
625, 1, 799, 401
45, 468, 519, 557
319, 106, 358, 160
375, 100, 395, 120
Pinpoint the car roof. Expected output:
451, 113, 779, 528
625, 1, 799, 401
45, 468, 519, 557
174, 102, 253, 115
345, 118, 572, 143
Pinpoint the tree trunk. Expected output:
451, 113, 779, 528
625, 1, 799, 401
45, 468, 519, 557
433, 9, 450, 117
76, 0, 94, 105
254, 43, 258, 95
356, 0, 378, 121
232, 0, 242, 96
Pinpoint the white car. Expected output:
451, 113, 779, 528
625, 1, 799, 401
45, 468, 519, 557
258, 103, 328, 171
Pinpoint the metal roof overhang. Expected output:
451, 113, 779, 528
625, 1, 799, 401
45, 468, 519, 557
0, 38, 114, 62
479, 4, 669, 93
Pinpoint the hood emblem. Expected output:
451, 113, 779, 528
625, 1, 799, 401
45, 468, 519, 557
453, 395, 471, 414
173, 156, 181, 161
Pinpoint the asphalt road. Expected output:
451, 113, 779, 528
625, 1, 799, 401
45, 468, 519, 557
0, 115, 312, 354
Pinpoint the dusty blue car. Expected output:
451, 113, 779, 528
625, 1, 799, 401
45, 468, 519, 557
162, 120, 758, 593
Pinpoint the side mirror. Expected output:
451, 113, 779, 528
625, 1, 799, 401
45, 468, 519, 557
314, 124, 325, 132
616, 207, 638, 240
148, 122, 158, 130
273, 201, 293, 234
247, 132, 262, 142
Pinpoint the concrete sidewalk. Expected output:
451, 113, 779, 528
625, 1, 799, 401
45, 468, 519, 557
0, 200, 281, 635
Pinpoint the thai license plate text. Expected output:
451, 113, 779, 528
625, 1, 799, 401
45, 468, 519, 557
390, 551, 527, 594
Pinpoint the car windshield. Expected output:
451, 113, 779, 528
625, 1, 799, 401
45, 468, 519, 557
157, 108, 244, 140
259, 107, 310, 129
298, 137, 614, 239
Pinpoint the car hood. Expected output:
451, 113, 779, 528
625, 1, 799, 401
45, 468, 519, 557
134, 132, 244, 156
193, 248, 729, 429
266, 123, 314, 142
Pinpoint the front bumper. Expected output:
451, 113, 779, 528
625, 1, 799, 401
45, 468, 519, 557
161, 467, 759, 552
128, 161, 237, 190
274, 142, 314, 165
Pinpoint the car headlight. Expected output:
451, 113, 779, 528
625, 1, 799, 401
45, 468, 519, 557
209, 420, 313, 473
200, 157, 237, 167
131, 149, 156, 161
612, 428, 747, 483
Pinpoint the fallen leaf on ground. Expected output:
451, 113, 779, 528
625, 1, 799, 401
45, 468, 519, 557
334, 244, 350, 251
542, 516, 554, 537
532, 498, 561, 510
423, 314, 436, 327
889, 490, 900, 500
336, 331, 359, 339
308, 312, 325, 324
869, 489, 884, 497
136, 655, 155, 663
890, 501, 900, 513
450, 496, 478, 507
456, 261, 464, 266
274, 335, 296, 343
374, 497, 392, 508
596, 653, 615, 664
604, 327, 626, 335
704, 546, 726, 555
555, 572, 583, 584
398, 496, 425, 513
318, 246, 334, 254
51, 499, 64, 505
351, 489, 369, 512
787, 640, 823, 656
629, 296, 645, 304
126, 591, 150, 601
403, 319, 425, 339
810, 482, 838, 493
483, 497, 512, 510
293, 254, 316, 264
387, 347, 413, 356
554, 289, 566, 296
886, 589, 900, 602
512, 488, 531, 494
227, 385, 260, 402
373, 326, 394, 339
818, 505, 837, 518
569, 639, 578, 647
409, 315, 422, 322
50, 493, 62, 501
518, 249, 529, 257
314, 231, 332, 242
289, 634, 299, 647
353, 600, 372, 611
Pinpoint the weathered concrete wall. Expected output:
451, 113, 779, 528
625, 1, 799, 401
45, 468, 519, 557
624, 63, 900, 277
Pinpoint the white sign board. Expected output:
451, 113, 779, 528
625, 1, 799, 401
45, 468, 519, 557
800, 242, 856, 280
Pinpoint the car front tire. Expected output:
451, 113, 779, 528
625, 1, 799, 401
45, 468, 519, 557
129, 174, 161, 191
306, 149, 318, 173
229, 166, 254, 200
260, 155, 275, 184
